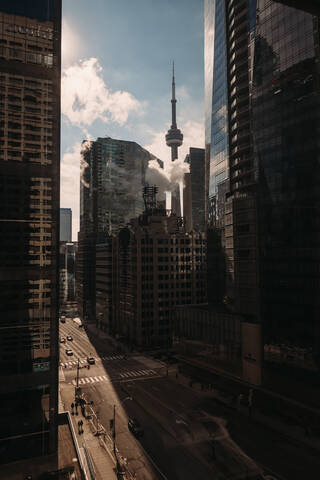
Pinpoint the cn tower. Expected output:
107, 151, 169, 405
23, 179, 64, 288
165, 62, 183, 161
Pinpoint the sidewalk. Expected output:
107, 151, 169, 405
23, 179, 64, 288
173, 368, 320, 454
60, 381, 118, 480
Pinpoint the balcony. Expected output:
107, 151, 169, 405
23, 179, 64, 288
231, 142, 250, 156
230, 156, 251, 170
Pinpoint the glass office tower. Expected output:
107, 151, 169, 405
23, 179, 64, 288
205, 0, 320, 382
60, 207, 72, 242
0, 0, 61, 463
77, 137, 151, 324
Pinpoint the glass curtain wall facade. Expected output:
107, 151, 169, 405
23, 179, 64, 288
0, 0, 61, 463
60, 207, 72, 242
205, 0, 320, 384
252, 0, 320, 372
205, 0, 229, 226
77, 137, 150, 324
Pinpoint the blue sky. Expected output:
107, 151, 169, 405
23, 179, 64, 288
61, 0, 204, 239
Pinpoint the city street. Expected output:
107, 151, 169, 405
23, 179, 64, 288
59, 318, 320, 480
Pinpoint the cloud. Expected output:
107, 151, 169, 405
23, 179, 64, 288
144, 119, 204, 182
61, 58, 142, 128
143, 119, 204, 214
62, 19, 81, 68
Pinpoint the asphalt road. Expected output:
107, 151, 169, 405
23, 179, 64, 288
59, 319, 320, 480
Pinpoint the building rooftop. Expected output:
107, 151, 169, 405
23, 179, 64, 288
1, 413, 82, 480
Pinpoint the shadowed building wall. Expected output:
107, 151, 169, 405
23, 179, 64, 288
0, 0, 61, 464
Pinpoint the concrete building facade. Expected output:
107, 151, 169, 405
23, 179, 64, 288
96, 188, 207, 348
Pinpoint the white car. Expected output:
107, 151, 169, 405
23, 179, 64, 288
65, 349, 73, 356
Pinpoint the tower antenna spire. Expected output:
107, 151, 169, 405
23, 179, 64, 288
166, 62, 183, 161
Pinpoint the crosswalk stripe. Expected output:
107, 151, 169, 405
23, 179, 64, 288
98, 376, 104, 381
102, 375, 108, 380
90, 377, 95, 383
93, 376, 99, 382
85, 378, 91, 383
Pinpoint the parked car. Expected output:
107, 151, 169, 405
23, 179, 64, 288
128, 418, 144, 438
87, 356, 95, 365
65, 349, 73, 356
67, 335, 73, 341
60, 316, 66, 323
60, 337, 66, 343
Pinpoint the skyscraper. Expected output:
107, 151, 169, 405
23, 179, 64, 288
77, 137, 154, 324
205, 0, 320, 385
0, 0, 61, 464
60, 207, 72, 242
184, 147, 206, 232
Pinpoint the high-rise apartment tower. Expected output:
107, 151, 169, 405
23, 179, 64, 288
0, 0, 61, 463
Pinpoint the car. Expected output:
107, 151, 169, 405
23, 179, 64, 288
65, 349, 73, 356
128, 418, 144, 438
67, 335, 73, 341
60, 337, 66, 343
87, 356, 95, 365
60, 316, 66, 323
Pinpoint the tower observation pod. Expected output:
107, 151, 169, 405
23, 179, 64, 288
165, 62, 183, 161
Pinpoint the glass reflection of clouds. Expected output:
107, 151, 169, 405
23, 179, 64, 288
205, 0, 229, 224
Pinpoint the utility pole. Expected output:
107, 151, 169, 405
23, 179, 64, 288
74, 357, 80, 402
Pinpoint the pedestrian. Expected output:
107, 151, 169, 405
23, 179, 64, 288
77, 420, 81, 434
